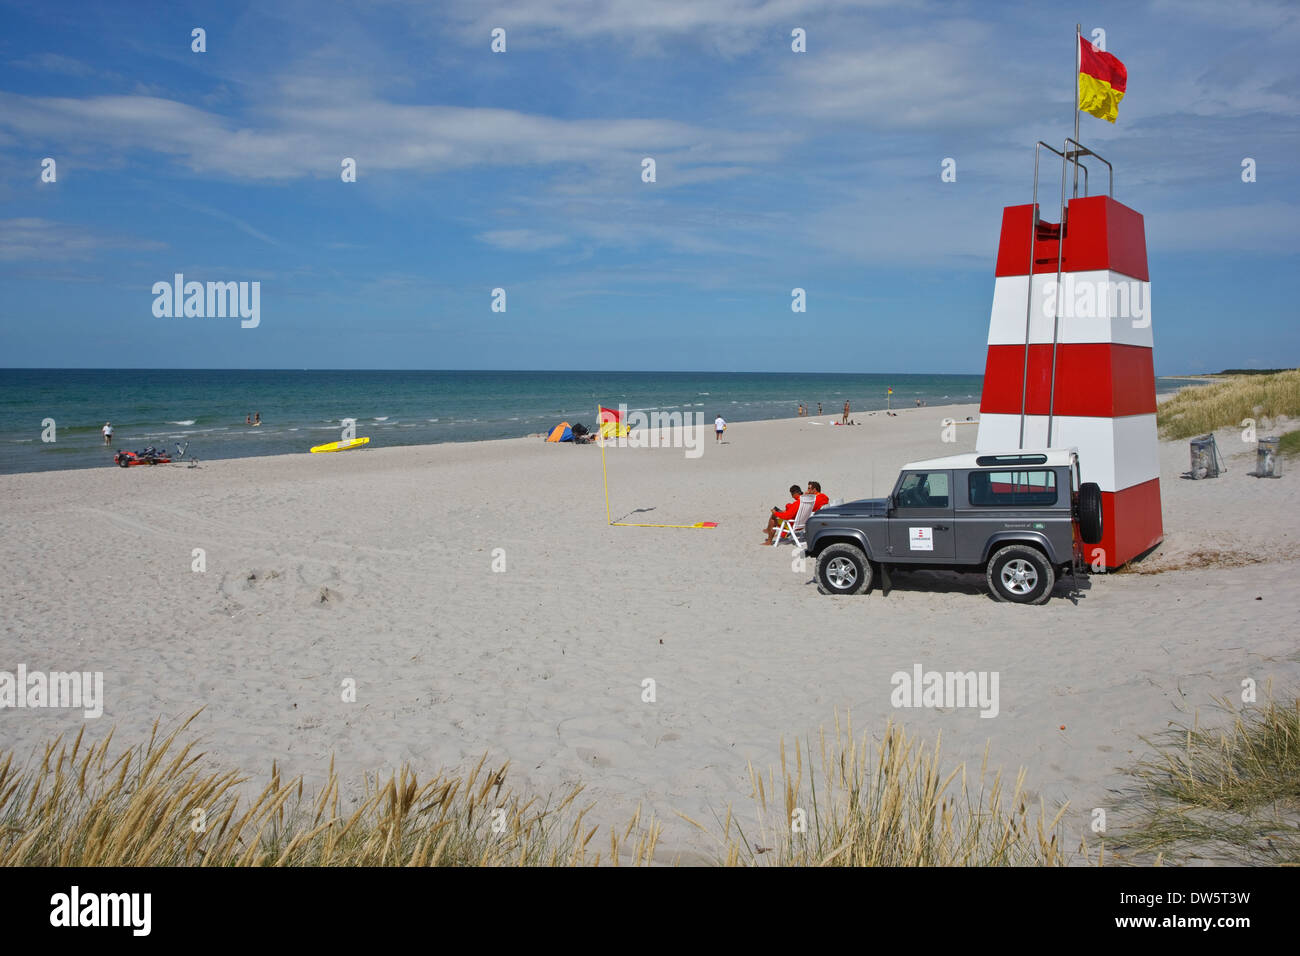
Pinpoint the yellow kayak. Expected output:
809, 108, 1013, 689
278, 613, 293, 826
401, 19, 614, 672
310, 437, 370, 454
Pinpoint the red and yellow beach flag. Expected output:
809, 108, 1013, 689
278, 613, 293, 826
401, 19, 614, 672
1078, 36, 1127, 123
597, 404, 629, 439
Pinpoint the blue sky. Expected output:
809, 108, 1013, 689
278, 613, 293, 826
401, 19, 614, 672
0, 0, 1296, 373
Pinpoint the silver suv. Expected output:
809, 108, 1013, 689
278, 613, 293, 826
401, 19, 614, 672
803, 449, 1103, 604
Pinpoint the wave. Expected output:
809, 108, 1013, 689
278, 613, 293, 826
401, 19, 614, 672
169, 420, 196, 426
374, 416, 389, 421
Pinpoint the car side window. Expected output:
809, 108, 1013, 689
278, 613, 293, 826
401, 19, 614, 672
968, 469, 1058, 506
897, 471, 949, 508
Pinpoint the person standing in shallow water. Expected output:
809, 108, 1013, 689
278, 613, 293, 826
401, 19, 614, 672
817, 402, 822, 415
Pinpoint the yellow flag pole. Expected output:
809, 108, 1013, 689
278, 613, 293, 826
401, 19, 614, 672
597, 402, 716, 529
598, 404, 612, 525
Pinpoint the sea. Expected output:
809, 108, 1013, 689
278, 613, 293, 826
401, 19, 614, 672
0, 369, 1208, 475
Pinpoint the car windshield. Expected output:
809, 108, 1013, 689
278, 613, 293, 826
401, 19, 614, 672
897, 472, 949, 508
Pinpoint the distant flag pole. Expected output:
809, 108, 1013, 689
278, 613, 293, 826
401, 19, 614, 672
595, 402, 717, 529
597, 403, 613, 525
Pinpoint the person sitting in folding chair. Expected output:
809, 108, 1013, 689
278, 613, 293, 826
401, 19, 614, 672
764, 485, 815, 547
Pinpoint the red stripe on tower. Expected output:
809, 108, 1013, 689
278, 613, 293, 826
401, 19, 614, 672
977, 194, 1162, 568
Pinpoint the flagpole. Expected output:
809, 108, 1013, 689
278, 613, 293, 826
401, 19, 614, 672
1072, 23, 1081, 198
597, 403, 612, 525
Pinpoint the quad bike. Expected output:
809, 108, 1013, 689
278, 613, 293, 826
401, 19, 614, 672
114, 441, 199, 468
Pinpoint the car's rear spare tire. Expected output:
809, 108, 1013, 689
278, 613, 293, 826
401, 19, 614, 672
816, 543, 872, 595
986, 544, 1054, 605
1077, 482, 1103, 544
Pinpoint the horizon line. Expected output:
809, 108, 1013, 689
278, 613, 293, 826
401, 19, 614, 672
0, 367, 1238, 376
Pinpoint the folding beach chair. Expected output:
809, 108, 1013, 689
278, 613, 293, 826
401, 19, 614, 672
773, 494, 817, 548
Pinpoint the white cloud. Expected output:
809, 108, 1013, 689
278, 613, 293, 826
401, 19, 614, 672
433, 0, 883, 52
8, 52, 98, 76
0, 90, 788, 181
0, 218, 166, 261
476, 228, 568, 250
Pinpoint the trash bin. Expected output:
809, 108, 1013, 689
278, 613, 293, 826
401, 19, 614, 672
1255, 437, 1282, 478
1189, 434, 1221, 479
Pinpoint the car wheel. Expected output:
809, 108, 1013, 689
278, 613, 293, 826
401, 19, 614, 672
816, 543, 872, 595
1077, 482, 1103, 544
986, 545, 1054, 605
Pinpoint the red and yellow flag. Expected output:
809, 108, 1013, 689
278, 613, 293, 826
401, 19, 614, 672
1078, 36, 1127, 123
598, 405, 629, 439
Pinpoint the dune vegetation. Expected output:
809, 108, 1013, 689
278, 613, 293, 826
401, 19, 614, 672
0, 712, 654, 867
692, 715, 1076, 866
0, 711, 1074, 867
1109, 697, 1300, 865
3, 702, 1294, 866
1158, 369, 1300, 441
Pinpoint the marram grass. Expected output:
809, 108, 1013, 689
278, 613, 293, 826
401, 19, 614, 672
1158, 369, 1300, 441
15, 702, 1293, 866
0, 712, 659, 867
1108, 696, 1300, 865
684, 713, 1078, 866
1, 710, 1078, 867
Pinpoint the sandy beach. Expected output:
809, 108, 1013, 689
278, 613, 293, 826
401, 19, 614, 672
2, 402, 1297, 862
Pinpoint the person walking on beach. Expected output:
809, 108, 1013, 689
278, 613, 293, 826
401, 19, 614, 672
102, 422, 113, 445
714, 414, 726, 442
842, 400, 851, 424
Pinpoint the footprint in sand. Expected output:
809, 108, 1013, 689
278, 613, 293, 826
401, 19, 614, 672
315, 586, 342, 607
243, 569, 283, 589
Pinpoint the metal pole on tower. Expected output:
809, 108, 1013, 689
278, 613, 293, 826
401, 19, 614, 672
1072, 23, 1082, 198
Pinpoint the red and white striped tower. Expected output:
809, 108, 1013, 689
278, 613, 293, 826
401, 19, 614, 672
975, 194, 1163, 568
